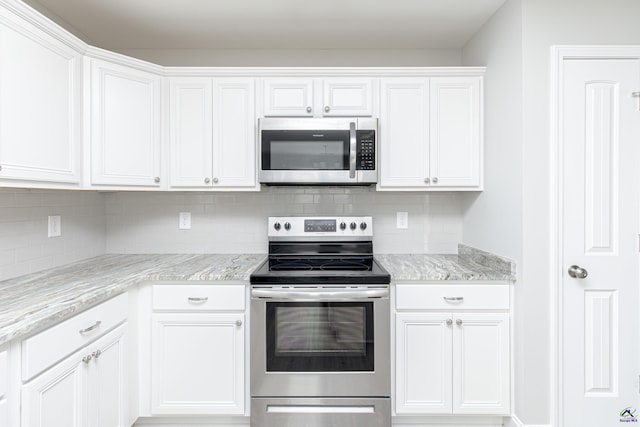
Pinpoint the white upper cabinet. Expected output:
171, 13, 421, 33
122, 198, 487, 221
379, 76, 483, 191
0, 8, 82, 186
169, 77, 257, 190
322, 78, 374, 116
88, 58, 163, 188
379, 78, 430, 188
429, 77, 482, 188
169, 78, 214, 188
262, 78, 373, 117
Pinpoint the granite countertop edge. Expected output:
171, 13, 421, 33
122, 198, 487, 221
0, 246, 515, 346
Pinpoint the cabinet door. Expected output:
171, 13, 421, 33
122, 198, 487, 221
151, 313, 245, 415
90, 324, 128, 427
263, 78, 314, 116
379, 78, 430, 189
429, 77, 482, 189
90, 59, 162, 187
0, 12, 81, 185
322, 78, 373, 116
21, 354, 85, 427
169, 78, 213, 188
395, 312, 452, 414
452, 313, 510, 415
212, 78, 257, 189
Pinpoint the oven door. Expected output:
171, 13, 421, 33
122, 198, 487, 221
250, 286, 390, 398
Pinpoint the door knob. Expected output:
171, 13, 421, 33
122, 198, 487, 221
568, 265, 588, 279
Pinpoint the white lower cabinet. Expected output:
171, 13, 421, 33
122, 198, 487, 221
0, 346, 8, 426
395, 284, 510, 416
150, 284, 245, 415
21, 323, 128, 427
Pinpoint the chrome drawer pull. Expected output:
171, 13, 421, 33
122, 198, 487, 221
443, 296, 464, 302
79, 321, 102, 334
188, 297, 209, 304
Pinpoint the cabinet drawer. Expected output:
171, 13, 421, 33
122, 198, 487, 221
153, 284, 245, 311
22, 292, 128, 381
396, 284, 509, 310
0, 349, 6, 399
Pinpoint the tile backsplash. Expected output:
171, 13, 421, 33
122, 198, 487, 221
105, 187, 463, 255
0, 189, 106, 281
0, 186, 463, 281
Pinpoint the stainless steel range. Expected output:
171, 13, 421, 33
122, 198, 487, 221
250, 216, 391, 427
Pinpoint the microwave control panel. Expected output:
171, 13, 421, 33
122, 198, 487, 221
356, 130, 376, 170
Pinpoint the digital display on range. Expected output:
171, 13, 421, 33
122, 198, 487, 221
304, 219, 336, 232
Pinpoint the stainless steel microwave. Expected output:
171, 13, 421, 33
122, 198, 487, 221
259, 117, 378, 185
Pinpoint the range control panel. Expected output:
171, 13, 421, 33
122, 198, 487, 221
268, 216, 373, 239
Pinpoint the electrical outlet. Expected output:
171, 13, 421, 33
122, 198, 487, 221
179, 212, 191, 230
48, 215, 61, 237
397, 212, 408, 229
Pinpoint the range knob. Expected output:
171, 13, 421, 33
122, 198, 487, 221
360, 222, 367, 230
284, 222, 291, 231
339, 222, 347, 230
350, 222, 357, 230
274, 222, 281, 231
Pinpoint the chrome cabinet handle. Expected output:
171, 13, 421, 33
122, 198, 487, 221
568, 265, 588, 279
324, 106, 330, 113
154, 177, 160, 183
212, 177, 219, 184
424, 177, 430, 184
204, 177, 211, 184
236, 320, 243, 326
446, 319, 452, 326
0, 165, 3, 172
633, 92, 640, 110
92, 350, 102, 359
188, 297, 209, 304
443, 296, 464, 302
432, 177, 439, 184
82, 355, 92, 364
306, 106, 312, 113
456, 319, 463, 326
79, 321, 101, 334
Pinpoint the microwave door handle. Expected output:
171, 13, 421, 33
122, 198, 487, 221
349, 122, 357, 179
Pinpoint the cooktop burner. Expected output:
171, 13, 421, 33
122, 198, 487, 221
249, 216, 391, 285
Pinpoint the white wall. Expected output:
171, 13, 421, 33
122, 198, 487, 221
460, 0, 528, 420
0, 189, 106, 281
104, 187, 464, 254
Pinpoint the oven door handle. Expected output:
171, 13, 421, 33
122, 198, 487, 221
251, 288, 388, 300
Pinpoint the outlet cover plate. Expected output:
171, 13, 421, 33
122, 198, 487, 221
48, 215, 61, 237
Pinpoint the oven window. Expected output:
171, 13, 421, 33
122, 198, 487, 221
266, 302, 374, 372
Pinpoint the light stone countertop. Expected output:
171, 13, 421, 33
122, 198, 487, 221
0, 245, 515, 346
377, 245, 516, 282
0, 254, 266, 347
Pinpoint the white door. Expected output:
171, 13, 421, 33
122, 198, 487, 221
91, 325, 128, 427
90, 59, 162, 187
562, 58, 640, 426
212, 78, 257, 189
151, 313, 245, 415
263, 78, 314, 116
322, 78, 373, 117
395, 312, 452, 414
169, 77, 214, 188
21, 356, 84, 427
452, 313, 509, 415
429, 77, 482, 189
378, 78, 430, 189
